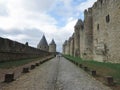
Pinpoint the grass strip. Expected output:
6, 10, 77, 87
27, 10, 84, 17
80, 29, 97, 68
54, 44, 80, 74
0, 57, 42, 69
63, 55, 120, 84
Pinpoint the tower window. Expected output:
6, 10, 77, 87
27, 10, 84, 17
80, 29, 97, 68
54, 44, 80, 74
97, 24, 99, 30
81, 25, 84, 30
100, 0, 103, 4
106, 15, 110, 23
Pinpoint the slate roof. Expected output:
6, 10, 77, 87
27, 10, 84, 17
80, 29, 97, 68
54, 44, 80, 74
75, 19, 83, 27
38, 35, 48, 47
50, 39, 56, 45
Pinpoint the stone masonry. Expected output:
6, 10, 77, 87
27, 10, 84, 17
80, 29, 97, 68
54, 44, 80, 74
49, 39, 56, 53
0, 37, 51, 62
62, 0, 120, 63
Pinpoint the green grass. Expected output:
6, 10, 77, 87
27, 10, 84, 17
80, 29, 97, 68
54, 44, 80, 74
64, 55, 120, 84
0, 57, 42, 69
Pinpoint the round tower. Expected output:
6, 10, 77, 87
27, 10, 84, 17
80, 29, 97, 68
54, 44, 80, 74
37, 35, 49, 52
49, 39, 56, 53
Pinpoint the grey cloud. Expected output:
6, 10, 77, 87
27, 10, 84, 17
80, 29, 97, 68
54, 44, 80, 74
0, 28, 70, 52
0, 4, 8, 16
0, 28, 44, 47
0, 28, 43, 37
23, 0, 56, 12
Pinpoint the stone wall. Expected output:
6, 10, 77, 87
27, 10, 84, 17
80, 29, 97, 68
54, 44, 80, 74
79, 24, 85, 58
74, 25, 80, 57
69, 34, 74, 56
92, 0, 120, 63
62, 0, 120, 63
0, 37, 51, 62
84, 8, 93, 60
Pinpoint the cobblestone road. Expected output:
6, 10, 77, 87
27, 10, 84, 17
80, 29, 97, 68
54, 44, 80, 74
1, 57, 112, 90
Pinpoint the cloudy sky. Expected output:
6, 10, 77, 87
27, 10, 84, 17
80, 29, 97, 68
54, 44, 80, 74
0, 0, 97, 52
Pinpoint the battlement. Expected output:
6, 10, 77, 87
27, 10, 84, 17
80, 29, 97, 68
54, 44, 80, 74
84, 7, 92, 15
92, 0, 115, 9
84, 8, 93, 19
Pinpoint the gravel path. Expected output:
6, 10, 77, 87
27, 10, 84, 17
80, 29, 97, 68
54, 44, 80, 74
1, 57, 112, 90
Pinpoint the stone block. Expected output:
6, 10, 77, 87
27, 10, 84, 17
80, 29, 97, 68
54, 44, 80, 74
36, 63, 39, 66
4, 73, 14, 83
22, 67, 29, 73
76, 62, 78, 65
39, 61, 42, 64
84, 66, 88, 71
91, 70, 96, 76
79, 64, 83, 68
104, 76, 114, 86
30, 65, 35, 70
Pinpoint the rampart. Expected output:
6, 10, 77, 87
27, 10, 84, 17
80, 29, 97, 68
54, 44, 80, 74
0, 37, 51, 62
62, 0, 120, 63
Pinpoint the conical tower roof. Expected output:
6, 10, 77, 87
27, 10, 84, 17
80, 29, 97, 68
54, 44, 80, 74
75, 19, 83, 27
50, 39, 56, 45
38, 35, 48, 47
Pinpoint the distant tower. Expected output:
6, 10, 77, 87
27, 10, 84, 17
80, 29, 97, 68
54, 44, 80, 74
49, 39, 56, 53
37, 35, 49, 52
74, 19, 83, 57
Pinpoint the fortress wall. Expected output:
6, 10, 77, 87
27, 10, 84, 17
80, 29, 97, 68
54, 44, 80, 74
107, 0, 120, 63
64, 40, 68, 55
79, 28, 85, 58
66, 40, 70, 55
92, 0, 109, 62
84, 8, 93, 60
62, 43, 65, 54
74, 27, 80, 57
92, 0, 120, 63
69, 37, 72, 56
0, 37, 51, 62
62, 0, 120, 63
70, 34, 74, 56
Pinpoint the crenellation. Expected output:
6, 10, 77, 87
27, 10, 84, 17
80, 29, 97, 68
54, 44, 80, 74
93, 2, 97, 9
84, 8, 92, 18
84, 9, 88, 19
88, 8, 92, 14
99, 0, 103, 4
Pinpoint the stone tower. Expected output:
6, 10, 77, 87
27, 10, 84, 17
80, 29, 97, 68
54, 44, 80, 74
84, 8, 93, 59
69, 35, 74, 56
74, 19, 83, 57
37, 35, 49, 52
49, 39, 56, 53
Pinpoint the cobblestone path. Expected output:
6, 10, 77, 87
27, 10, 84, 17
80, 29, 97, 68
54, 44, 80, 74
1, 57, 111, 90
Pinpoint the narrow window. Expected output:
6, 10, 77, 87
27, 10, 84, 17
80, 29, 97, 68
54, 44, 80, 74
100, 0, 103, 4
81, 25, 84, 30
106, 15, 110, 23
97, 24, 99, 30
